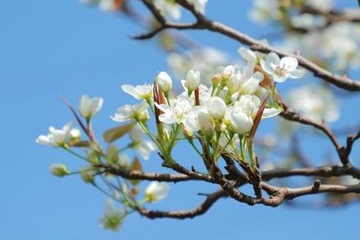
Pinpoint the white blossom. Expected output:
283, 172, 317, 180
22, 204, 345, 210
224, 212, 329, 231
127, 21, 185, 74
121, 84, 153, 100
111, 101, 149, 122
145, 181, 169, 203
260, 52, 305, 82
155, 95, 193, 124
153, 0, 181, 20
188, 0, 208, 14
129, 124, 157, 160
79, 94, 103, 119
36, 122, 76, 147
286, 85, 339, 123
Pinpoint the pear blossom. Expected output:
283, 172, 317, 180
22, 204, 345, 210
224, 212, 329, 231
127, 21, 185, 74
188, 0, 208, 14
155, 95, 193, 124
111, 101, 149, 122
184, 106, 214, 135
239, 62, 263, 95
100, 199, 126, 231
238, 47, 258, 63
145, 181, 169, 203
226, 106, 254, 135
129, 124, 157, 160
260, 52, 305, 82
153, 0, 181, 20
121, 84, 153, 101
249, 0, 280, 24
286, 85, 339, 123
36, 122, 76, 147
79, 94, 104, 119
155, 71, 172, 94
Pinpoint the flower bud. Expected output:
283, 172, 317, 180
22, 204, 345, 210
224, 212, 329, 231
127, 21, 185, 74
185, 70, 200, 91
155, 71, 172, 94
208, 97, 227, 120
50, 163, 70, 177
80, 167, 95, 184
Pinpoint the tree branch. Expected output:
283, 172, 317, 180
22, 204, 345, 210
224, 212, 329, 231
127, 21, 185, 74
136, 189, 228, 219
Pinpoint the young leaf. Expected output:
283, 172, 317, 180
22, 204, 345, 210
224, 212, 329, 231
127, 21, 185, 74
106, 145, 119, 167
129, 156, 142, 186
103, 121, 136, 143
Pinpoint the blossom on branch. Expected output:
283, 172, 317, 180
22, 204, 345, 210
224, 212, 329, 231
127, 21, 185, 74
36, 122, 78, 147
111, 101, 150, 122
79, 94, 104, 120
121, 84, 153, 101
145, 181, 169, 203
260, 52, 305, 82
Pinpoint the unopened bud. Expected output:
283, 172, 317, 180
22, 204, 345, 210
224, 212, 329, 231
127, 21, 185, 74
155, 71, 172, 94
50, 163, 70, 177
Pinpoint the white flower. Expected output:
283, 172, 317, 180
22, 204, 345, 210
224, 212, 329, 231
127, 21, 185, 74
226, 106, 254, 135
238, 47, 257, 63
184, 106, 214, 135
188, 0, 208, 14
260, 52, 305, 82
36, 122, 75, 147
155, 71, 172, 94
100, 199, 126, 231
129, 124, 157, 160
153, 0, 181, 20
99, 0, 115, 12
239, 62, 263, 95
145, 181, 169, 203
155, 95, 193, 124
121, 84, 153, 101
79, 95, 104, 119
249, 0, 280, 24
182, 70, 200, 91
286, 85, 339, 123
111, 101, 149, 122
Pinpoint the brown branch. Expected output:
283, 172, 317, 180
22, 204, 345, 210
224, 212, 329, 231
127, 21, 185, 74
99, 163, 215, 183
278, 99, 350, 166
262, 165, 360, 180
136, 189, 228, 219
285, 182, 360, 200
142, 0, 166, 25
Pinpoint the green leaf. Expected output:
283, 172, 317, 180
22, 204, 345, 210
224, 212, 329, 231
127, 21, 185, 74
129, 156, 142, 186
106, 145, 119, 167
103, 121, 136, 143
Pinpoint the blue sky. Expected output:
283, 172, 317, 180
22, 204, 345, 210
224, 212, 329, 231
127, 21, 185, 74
1, 1, 360, 239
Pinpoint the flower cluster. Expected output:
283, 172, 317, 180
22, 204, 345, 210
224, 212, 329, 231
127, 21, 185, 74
36, 47, 307, 231
110, 48, 303, 165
